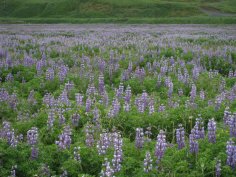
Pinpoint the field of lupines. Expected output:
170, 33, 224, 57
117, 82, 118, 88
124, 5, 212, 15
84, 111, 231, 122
0, 24, 236, 177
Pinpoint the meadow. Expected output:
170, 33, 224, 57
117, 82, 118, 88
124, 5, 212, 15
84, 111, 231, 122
0, 0, 236, 24
0, 24, 236, 176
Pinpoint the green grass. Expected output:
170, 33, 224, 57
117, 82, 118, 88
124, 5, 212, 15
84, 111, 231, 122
1, 16, 236, 24
0, 0, 236, 23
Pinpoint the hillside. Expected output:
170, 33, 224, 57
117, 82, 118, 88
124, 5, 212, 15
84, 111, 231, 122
0, 0, 236, 23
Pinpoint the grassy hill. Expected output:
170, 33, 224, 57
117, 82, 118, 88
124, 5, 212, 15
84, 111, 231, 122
0, 0, 236, 23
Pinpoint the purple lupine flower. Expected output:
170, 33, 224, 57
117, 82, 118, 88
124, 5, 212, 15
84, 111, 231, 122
43, 93, 55, 107
99, 74, 105, 93
1, 122, 18, 148
58, 109, 66, 126
85, 124, 94, 147
149, 99, 155, 115
200, 89, 205, 100
100, 158, 114, 177
155, 130, 167, 164
116, 82, 124, 99
86, 97, 92, 113
97, 132, 111, 155
156, 75, 162, 88
226, 140, 236, 169
55, 125, 72, 150
215, 96, 222, 111
1, 121, 11, 139
229, 113, 236, 138
47, 109, 55, 130
141, 90, 148, 108
36, 60, 43, 76
108, 98, 120, 118
167, 80, 173, 98
190, 83, 197, 103
223, 107, 231, 126
73, 146, 81, 162
189, 133, 199, 154
176, 124, 185, 149
31, 146, 39, 160
86, 83, 97, 96
143, 151, 153, 173
135, 128, 144, 149
124, 85, 132, 103
27, 127, 38, 146
65, 81, 74, 92
158, 104, 165, 112
215, 160, 221, 177
112, 133, 123, 172
71, 113, 80, 127
59, 89, 70, 107
123, 101, 130, 112
46, 67, 54, 80
75, 93, 83, 106
208, 118, 216, 143
58, 65, 68, 82
93, 107, 99, 122
192, 116, 205, 139
145, 126, 152, 142
8, 92, 18, 110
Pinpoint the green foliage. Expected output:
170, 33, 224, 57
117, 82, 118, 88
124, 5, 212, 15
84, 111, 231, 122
0, 0, 236, 23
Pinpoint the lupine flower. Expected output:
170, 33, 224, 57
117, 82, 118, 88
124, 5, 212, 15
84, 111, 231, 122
155, 130, 167, 164
86, 97, 92, 112
74, 146, 81, 162
99, 74, 105, 93
226, 140, 236, 169
85, 124, 94, 147
149, 99, 155, 115
215, 160, 221, 177
200, 89, 205, 100
143, 151, 153, 173
59, 89, 70, 107
46, 67, 54, 80
124, 85, 132, 103
190, 83, 197, 103
100, 158, 114, 177
158, 104, 165, 112
55, 125, 72, 150
135, 128, 144, 149
75, 93, 83, 106
31, 146, 39, 160
223, 107, 231, 126
97, 132, 111, 155
208, 118, 216, 143
189, 133, 199, 154
47, 109, 55, 130
112, 135, 123, 172
27, 127, 38, 146
229, 113, 236, 138
144, 126, 152, 142
71, 113, 80, 127
176, 124, 185, 149
192, 116, 205, 139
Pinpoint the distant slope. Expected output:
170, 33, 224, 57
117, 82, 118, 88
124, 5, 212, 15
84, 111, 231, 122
0, 0, 235, 23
